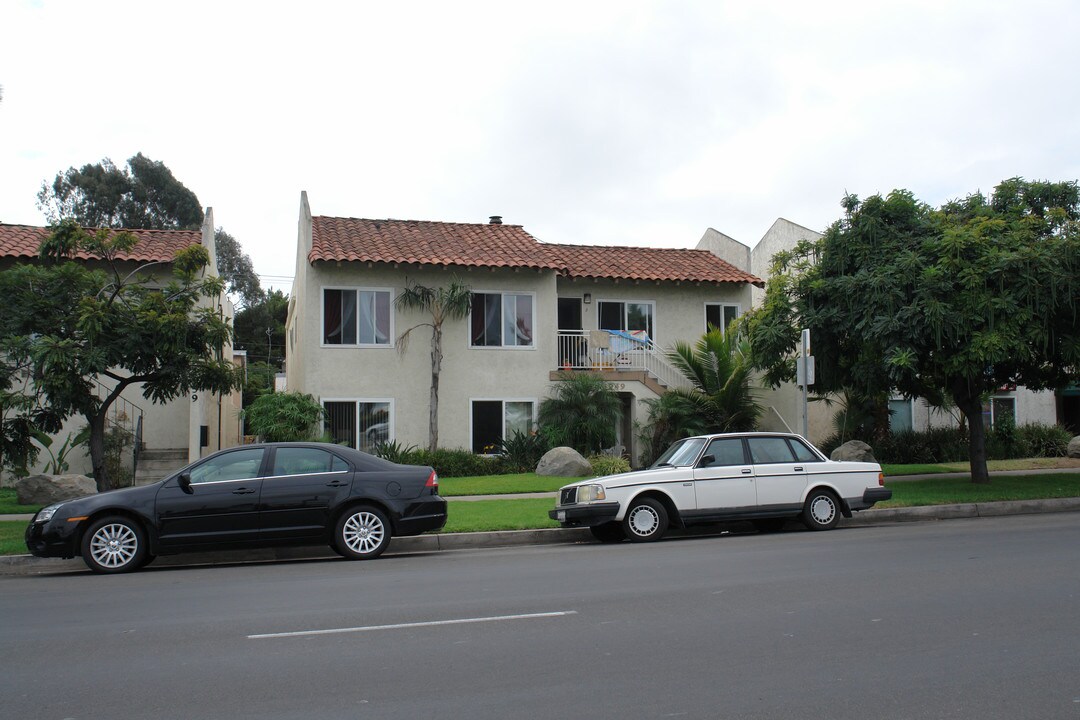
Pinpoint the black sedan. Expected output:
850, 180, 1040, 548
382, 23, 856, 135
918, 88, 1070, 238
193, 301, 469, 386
25, 442, 447, 573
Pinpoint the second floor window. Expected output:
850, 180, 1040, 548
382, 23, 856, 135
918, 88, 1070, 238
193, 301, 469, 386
705, 303, 740, 334
323, 288, 392, 346
471, 292, 534, 347
598, 300, 654, 339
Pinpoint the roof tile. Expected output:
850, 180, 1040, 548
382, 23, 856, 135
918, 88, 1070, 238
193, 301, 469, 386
0, 223, 202, 262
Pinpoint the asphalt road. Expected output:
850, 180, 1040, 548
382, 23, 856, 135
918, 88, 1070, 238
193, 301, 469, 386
3, 514, 1079, 720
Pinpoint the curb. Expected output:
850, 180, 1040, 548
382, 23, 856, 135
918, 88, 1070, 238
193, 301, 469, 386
3, 498, 1079, 576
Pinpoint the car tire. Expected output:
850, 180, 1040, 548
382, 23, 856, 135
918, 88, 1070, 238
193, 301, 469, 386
335, 505, 392, 560
752, 518, 787, 533
622, 497, 668, 543
801, 489, 840, 531
81, 516, 148, 574
590, 522, 626, 543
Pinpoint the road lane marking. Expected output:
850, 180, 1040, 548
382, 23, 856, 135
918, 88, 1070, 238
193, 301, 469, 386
247, 611, 578, 639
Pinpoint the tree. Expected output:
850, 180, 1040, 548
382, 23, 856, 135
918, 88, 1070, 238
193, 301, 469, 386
396, 278, 473, 452
746, 179, 1080, 484
37, 154, 262, 305
233, 289, 289, 406
0, 220, 242, 490
241, 392, 325, 442
538, 372, 623, 456
640, 328, 761, 464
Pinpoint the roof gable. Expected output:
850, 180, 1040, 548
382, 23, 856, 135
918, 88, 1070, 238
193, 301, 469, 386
0, 223, 202, 263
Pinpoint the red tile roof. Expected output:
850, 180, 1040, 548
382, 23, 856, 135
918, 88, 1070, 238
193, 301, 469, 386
310, 217, 562, 271
309, 216, 762, 286
0, 224, 201, 262
545, 243, 763, 286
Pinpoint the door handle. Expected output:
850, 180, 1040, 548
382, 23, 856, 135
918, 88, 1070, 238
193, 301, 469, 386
741, 468, 752, 474
325, 481, 349, 487
232, 488, 256, 495
794, 467, 804, 472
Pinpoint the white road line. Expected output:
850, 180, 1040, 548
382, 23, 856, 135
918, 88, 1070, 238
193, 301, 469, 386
247, 610, 578, 640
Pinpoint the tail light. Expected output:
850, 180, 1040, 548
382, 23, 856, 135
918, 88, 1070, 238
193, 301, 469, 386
426, 470, 439, 494
878, 472, 885, 486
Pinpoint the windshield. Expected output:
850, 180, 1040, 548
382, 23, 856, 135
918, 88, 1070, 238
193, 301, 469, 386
650, 437, 707, 468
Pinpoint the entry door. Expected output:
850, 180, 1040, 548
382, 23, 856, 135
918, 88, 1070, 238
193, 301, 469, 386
746, 436, 807, 509
155, 447, 267, 547
692, 437, 757, 511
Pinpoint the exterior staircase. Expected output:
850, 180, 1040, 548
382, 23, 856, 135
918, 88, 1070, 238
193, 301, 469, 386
134, 448, 189, 486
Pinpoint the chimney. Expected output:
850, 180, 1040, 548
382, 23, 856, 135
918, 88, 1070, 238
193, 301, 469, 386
489, 215, 503, 225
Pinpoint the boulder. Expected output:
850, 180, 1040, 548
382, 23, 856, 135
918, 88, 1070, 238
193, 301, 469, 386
15, 474, 96, 506
830, 440, 877, 463
1068, 436, 1080, 459
536, 447, 592, 477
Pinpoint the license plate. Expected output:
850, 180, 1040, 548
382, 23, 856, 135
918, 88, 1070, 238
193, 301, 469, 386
556, 511, 566, 521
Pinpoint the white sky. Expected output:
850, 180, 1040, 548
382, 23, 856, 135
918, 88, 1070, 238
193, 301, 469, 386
2, 0, 1078, 294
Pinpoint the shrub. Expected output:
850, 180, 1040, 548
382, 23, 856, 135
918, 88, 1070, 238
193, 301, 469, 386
1015, 423, 1071, 457
588, 454, 630, 477
242, 392, 326, 442
372, 440, 419, 464
538, 373, 622, 456
398, 448, 503, 477
496, 431, 549, 473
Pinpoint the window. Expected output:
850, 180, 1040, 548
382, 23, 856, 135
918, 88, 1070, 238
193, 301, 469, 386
598, 300, 654, 339
189, 448, 265, 484
471, 292, 534, 347
889, 399, 913, 432
701, 438, 747, 467
705, 303, 740, 335
983, 396, 1016, 429
746, 437, 797, 464
471, 400, 535, 454
323, 288, 392, 346
787, 437, 823, 463
324, 400, 392, 453
272, 447, 348, 476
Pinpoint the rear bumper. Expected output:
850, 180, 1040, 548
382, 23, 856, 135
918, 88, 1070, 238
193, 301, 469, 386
549, 502, 621, 528
848, 487, 892, 511
394, 499, 448, 536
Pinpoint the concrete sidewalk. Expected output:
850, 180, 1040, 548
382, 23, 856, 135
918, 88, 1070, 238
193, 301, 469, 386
4, 495, 1080, 576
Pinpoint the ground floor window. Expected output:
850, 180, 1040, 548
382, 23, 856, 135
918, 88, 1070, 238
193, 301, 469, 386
324, 399, 392, 453
983, 396, 1015, 429
471, 399, 535, 454
889, 398, 913, 432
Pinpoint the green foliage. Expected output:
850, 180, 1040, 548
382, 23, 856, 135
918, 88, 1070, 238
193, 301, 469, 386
588, 454, 631, 476
242, 392, 326, 442
372, 439, 420, 464
538, 372, 622, 456
214, 228, 263, 307
496, 430, 550, 473
822, 423, 1071, 464
32, 427, 90, 475
746, 179, 1080, 482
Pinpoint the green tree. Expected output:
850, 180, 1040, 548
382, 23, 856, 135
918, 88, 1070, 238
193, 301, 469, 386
640, 328, 761, 464
538, 372, 622, 456
37, 154, 262, 305
233, 289, 289, 406
746, 179, 1080, 484
241, 392, 326, 442
396, 278, 473, 452
0, 220, 242, 490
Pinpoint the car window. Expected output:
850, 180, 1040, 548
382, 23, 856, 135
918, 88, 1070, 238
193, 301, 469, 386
188, 448, 266, 484
701, 438, 747, 467
787, 438, 823, 463
272, 447, 349, 476
746, 437, 797, 464
652, 437, 708, 467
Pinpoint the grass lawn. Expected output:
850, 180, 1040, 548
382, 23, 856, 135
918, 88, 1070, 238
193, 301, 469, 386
442, 498, 560, 533
879, 472, 1080, 507
882, 457, 1080, 476
0, 522, 27, 555
438, 473, 565, 496
0, 489, 42, 515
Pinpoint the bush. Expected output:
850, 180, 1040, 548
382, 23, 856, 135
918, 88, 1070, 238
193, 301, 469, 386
242, 392, 326, 442
391, 448, 503, 477
497, 431, 549, 473
1016, 422, 1071, 457
824, 422, 1071, 464
372, 440, 419, 464
588, 454, 630, 477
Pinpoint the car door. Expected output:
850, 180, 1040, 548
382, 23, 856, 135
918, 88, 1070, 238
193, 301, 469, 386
746, 436, 807, 511
155, 447, 267, 548
258, 446, 354, 540
692, 437, 757, 512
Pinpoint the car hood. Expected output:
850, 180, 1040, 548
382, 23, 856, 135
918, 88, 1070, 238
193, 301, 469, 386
560, 465, 690, 490
51, 482, 160, 512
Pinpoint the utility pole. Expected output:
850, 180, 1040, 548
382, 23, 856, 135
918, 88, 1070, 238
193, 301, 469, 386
266, 327, 273, 393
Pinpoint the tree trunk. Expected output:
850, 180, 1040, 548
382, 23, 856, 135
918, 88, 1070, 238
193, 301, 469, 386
428, 325, 442, 453
87, 410, 111, 492
953, 388, 990, 484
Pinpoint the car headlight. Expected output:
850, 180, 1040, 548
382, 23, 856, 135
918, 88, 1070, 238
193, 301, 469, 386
576, 484, 606, 503
36, 503, 64, 523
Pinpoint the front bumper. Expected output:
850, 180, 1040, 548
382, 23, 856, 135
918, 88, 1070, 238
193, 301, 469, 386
24, 519, 80, 559
548, 502, 620, 528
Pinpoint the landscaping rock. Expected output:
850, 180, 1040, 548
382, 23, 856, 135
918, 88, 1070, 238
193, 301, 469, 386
830, 440, 877, 463
1068, 436, 1080, 459
536, 447, 592, 477
15, 474, 96, 505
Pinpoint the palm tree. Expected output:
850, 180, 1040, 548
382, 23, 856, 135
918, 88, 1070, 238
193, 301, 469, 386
642, 328, 761, 462
538, 372, 623, 456
396, 277, 473, 451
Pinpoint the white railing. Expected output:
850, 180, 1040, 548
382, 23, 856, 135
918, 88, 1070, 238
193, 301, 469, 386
555, 331, 693, 390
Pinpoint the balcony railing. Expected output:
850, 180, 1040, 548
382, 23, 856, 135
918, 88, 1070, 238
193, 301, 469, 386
555, 331, 692, 391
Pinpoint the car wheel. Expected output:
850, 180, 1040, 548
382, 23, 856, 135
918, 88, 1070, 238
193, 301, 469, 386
802, 489, 840, 531
335, 505, 391, 560
752, 518, 787, 533
622, 497, 668, 543
590, 522, 626, 543
81, 516, 148, 574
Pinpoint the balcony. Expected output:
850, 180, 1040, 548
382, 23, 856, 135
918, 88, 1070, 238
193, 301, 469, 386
554, 330, 691, 392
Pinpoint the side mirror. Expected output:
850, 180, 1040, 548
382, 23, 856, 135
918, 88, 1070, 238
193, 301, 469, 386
697, 455, 715, 468
178, 474, 193, 495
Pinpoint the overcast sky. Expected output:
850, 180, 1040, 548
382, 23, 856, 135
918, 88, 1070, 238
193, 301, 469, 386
2, 0, 1078, 294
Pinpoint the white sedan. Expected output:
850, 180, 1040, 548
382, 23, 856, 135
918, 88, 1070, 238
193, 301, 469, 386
549, 432, 891, 543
